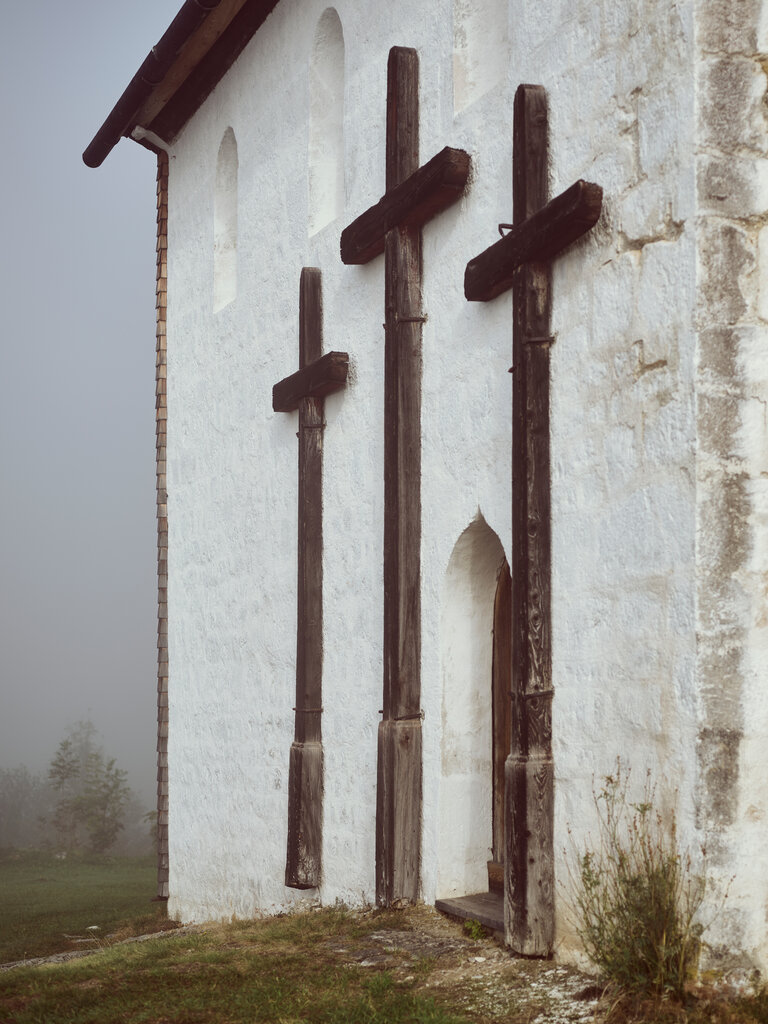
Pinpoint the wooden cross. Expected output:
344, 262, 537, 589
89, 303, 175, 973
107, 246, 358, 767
464, 86, 602, 956
272, 267, 349, 889
341, 47, 470, 907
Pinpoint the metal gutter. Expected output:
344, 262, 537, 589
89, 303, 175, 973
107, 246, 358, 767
83, 0, 223, 168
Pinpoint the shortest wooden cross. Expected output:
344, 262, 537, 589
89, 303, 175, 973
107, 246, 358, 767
273, 267, 348, 889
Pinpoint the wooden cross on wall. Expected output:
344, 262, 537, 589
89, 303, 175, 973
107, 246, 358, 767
465, 85, 602, 956
272, 267, 349, 889
341, 47, 470, 907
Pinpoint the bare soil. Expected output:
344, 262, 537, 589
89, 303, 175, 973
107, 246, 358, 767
333, 904, 602, 1023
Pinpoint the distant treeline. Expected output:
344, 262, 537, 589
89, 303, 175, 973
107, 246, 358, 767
0, 720, 153, 856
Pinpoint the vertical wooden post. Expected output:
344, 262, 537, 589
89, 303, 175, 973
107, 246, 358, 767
285, 268, 325, 888
341, 49, 469, 909
505, 84, 555, 956
376, 46, 423, 906
155, 150, 170, 901
273, 270, 348, 889
463, 85, 600, 957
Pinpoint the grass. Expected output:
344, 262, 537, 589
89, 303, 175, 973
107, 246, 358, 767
0, 850, 173, 963
2, 858, 767, 1024
0, 907, 472, 1024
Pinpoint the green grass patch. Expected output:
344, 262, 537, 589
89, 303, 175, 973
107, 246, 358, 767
0, 850, 172, 963
3, 901, 767, 1024
0, 908, 471, 1024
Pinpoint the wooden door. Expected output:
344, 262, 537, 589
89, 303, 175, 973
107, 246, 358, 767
489, 559, 512, 892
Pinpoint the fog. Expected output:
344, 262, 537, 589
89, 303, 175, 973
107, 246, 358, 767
0, 0, 184, 807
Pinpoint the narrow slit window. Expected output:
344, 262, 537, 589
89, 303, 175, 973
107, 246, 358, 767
214, 127, 238, 312
453, 0, 508, 114
308, 9, 345, 236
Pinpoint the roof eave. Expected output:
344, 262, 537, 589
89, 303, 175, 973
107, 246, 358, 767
83, 0, 280, 168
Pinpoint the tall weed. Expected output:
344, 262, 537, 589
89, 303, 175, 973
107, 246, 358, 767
569, 763, 706, 999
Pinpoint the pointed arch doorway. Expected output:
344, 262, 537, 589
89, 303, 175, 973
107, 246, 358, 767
435, 518, 511, 932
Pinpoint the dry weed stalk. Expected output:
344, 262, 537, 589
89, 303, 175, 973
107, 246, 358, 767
568, 762, 707, 1000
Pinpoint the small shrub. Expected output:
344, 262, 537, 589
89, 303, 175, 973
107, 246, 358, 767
569, 762, 706, 1000
462, 918, 486, 941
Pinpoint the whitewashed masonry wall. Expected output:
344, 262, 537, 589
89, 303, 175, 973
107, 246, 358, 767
161, 0, 767, 970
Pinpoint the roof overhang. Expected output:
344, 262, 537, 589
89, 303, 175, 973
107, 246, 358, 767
83, 0, 281, 168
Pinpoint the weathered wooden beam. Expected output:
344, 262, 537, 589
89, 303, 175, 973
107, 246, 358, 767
280, 268, 344, 891
376, 45, 423, 908
376, 719, 422, 905
464, 178, 602, 302
340, 145, 470, 265
504, 82, 556, 958
299, 266, 322, 371
272, 350, 349, 413
285, 740, 323, 888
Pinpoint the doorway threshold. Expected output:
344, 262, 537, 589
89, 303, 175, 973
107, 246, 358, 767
435, 890, 504, 935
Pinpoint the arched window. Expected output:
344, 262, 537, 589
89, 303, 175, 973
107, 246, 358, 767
213, 127, 238, 312
453, 0, 508, 114
308, 9, 345, 235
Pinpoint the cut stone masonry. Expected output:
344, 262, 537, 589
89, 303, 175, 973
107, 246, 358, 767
694, 0, 768, 963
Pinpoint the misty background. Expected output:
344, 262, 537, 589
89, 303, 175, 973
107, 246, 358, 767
0, 1, 185, 810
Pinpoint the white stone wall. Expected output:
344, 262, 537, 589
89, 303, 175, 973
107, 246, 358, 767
162, 0, 767, 971
540, 0, 701, 952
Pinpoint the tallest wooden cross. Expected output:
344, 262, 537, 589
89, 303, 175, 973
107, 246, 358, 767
341, 47, 470, 906
465, 85, 602, 955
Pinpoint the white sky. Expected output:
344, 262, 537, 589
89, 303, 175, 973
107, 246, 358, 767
0, 0, 184, 806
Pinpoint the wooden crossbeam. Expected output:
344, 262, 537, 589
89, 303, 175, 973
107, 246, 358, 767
340, 146, 470, 265
464, 179, 602, 301
272, 350, 349, 412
